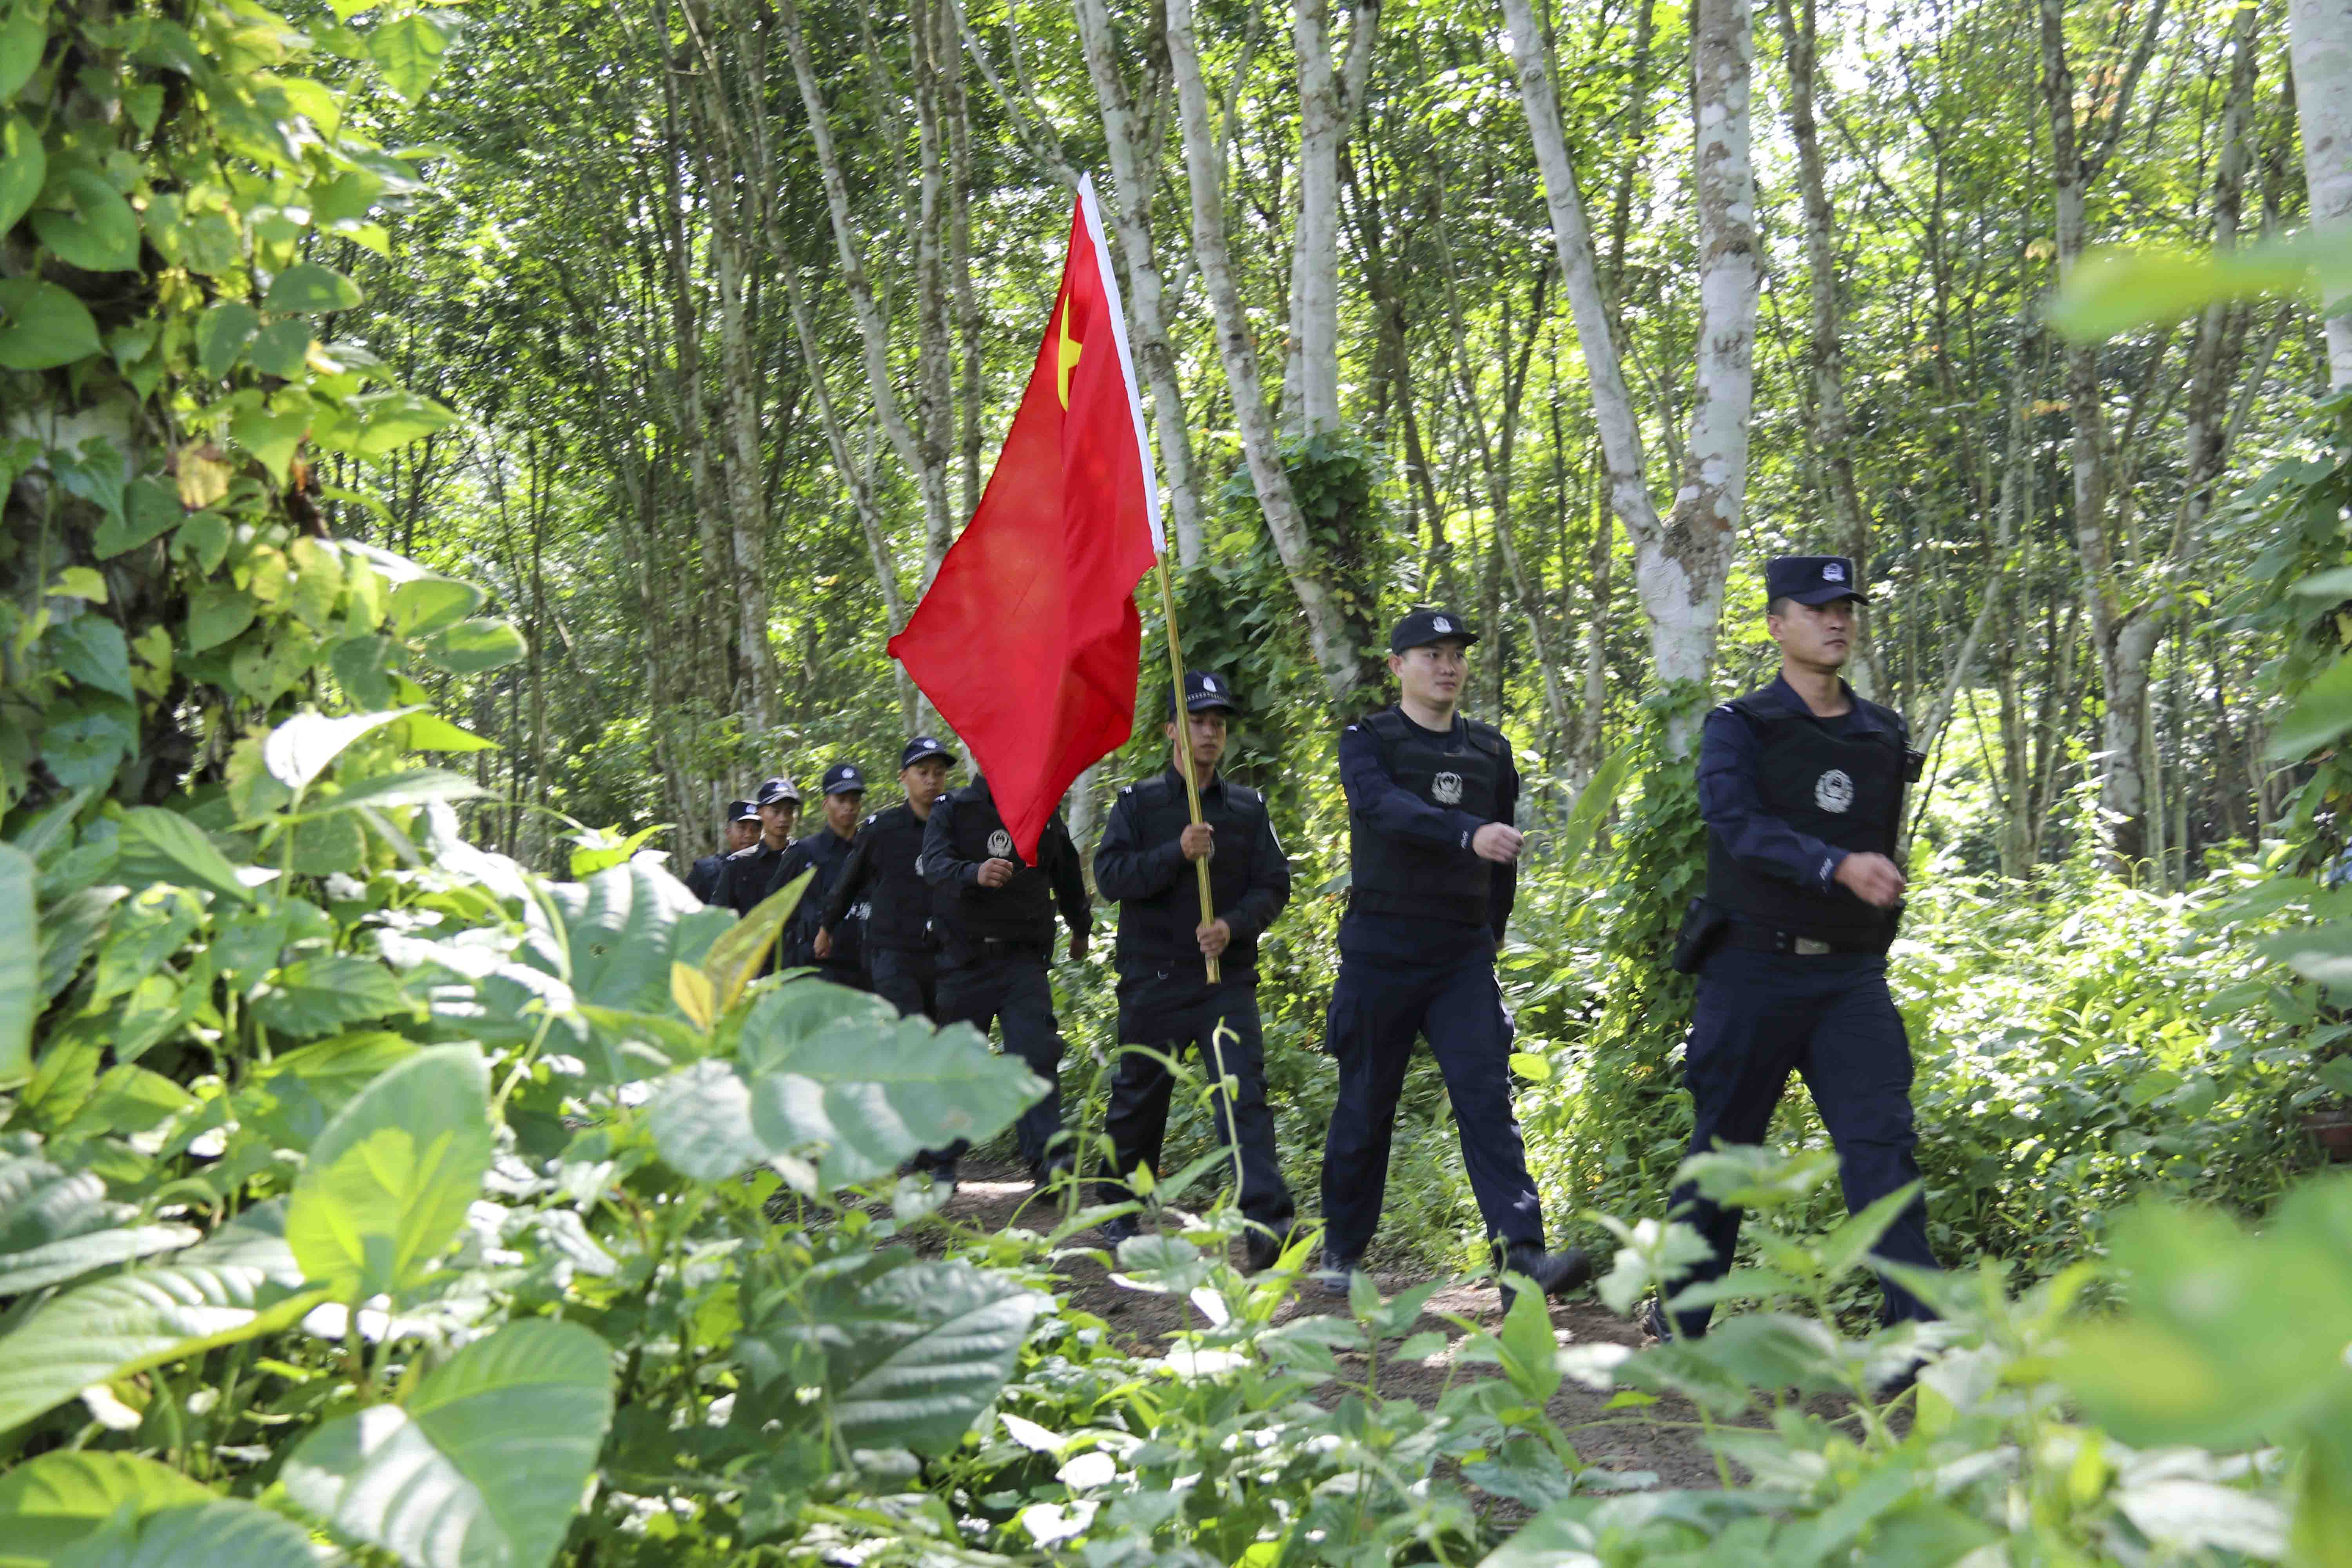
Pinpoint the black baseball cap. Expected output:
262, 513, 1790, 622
1167, 669, 1239, 717
1389, 607, 1479, 654
726, 798, 757, 824
820, 762, 867, 796
1766, 555, 1867, 606
753, 776, 801, 808
901, 735, 957, 769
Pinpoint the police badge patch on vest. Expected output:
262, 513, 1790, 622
987, 829, 1014, 858
1815, 768, 1855, 813
1432, 770, 1464, 804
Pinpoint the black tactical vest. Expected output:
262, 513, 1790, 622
1111, 771, 1272, 977
932, 786, 1063, 950
777, 829, 860, 972
1348, 708, 1506, 928
853, 805, 937, 954
1704, 693, 1909, 943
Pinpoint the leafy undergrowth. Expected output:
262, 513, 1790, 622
5, 726, 2351, 1566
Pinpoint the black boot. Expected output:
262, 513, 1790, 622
1496, 1242, 1594, 1316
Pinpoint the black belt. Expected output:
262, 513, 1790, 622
1721, 922, 1891, 958
971, 936, 1049, 959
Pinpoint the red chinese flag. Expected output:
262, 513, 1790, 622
888, 177, 1162, 861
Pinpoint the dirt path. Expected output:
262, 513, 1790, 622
911, 1159, 1730, 1492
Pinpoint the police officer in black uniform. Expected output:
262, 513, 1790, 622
1654, 555, 1939, 1343
761, 764, 869, 987
714, 776, 801, 917
1320, 608, 1592, 1311
687, 799, 758, 903
1092, 672, 1297, 1270
816, 737, 957, 1015
919, 773, 1092, 1185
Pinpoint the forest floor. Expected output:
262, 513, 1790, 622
911, 1158, 1768, 1494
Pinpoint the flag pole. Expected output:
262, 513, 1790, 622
1152, 555, 1220, 985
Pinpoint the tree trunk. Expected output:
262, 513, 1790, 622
1165, 0, 1374, 709
1290, 0, 1346, 434
2291, 0, 2352, 390
1070, 0, 1206, 565
1501, 0, 1759, 753
1775, 0, 1879, 697
776, 0, 957, 580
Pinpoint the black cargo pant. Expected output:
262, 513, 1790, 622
868, 946, 939, 1023
933, 947, 1067, 1172
1319, 944, 1544, 1262
1662, 946, 1940, 1337
1092, 986, 1295, 1232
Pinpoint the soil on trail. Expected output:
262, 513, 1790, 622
911, 1159, 1731, 1493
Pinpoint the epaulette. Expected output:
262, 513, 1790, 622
725, 844, 760, 859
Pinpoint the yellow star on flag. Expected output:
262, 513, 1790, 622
1056, 296, 1083, 407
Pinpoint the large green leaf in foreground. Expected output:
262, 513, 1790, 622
285, 1044, 493, 1299
283, 1318, 615, 1568
0, 1210, 320, 1435
647, 982, 1042, 1185
734, 1254, 1047, 1455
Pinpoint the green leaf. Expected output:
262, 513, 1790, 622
251, 955, 410, 1040
227, 397, 307, 484
650, 985, 1045, 1187
328, 634, 398, 708
0, 114, 46, 236
1555, 744, 1634, 868
283, 1319, 613, 1568
0, 1218, 322, 1435
0, 1222, 199, 1296
194, 302, 260, 379
2050, 230, 2352, 342
418, 617, 526, 675
0, 1452, 214, 1568
1815, 1181, 1922, 1282
184, 584, 255, 652
51, 1499, 325, 1568
116, 808, 254, 905
1495, 1283, 1563, 1404
285, 1044, 493, 1298
548, 857, 735, 1015
48, 615, 132, 702
390, 575, 485, 637
30, 172, 139, 272
735, 1256, 1046, 1454
262, 262, 362, 314
0, 846, 34, 1084
369, 11, 454, 105
245, 318, 312, 379
243, 1031, 418, 1151
702, 871, 809, 1011
2269, 654, 2352, 761
397, 710, 496, 753
38, 702, 134, 793
93, 481, 182, 560
341, 388, 459, 456
298, 768, 488, 816
262, 708, 417, 792
0, 279, 100, 370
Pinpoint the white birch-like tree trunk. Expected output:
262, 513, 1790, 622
1166, 0, 1370, 706
776, 0, 957, 581
1775, 0, 1879, 699
1501, 0, 1757, 753
2290, 0, 2352, 389
1069, 0, 1205, 565
1291, 0, 1345, 434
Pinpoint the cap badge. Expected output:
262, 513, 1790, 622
1433, 615, 1452, 633
1815, 768, 1854, 814
1432, 771, 1464, 805
1203, 678, 1217, 692
987, 829, 1014, 859
1822, 561, 1846, 583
